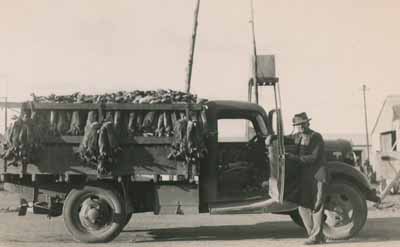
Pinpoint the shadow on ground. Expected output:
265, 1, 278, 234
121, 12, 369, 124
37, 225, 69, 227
122, 217, 400, 244
124, 220, 305, 242
1, 216, 400, 244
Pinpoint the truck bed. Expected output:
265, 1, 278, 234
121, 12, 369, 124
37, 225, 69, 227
0, 101, 204, 179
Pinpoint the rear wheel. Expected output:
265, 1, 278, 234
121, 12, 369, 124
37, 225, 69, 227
63, 185, 126, 243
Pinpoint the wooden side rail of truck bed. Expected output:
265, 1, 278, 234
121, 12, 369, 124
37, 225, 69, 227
0, 101, 206, 178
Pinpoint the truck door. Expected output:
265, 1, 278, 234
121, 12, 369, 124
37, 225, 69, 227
267, 138, 287, 203
267, 109, 287, 203
216, 113, 269, 202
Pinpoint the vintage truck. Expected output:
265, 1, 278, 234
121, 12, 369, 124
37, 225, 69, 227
0, 98, 379, 243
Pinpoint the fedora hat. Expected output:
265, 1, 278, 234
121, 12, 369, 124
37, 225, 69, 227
292, 112, 311, 126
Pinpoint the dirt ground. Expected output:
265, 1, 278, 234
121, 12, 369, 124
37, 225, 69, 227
0, 190, 400, 247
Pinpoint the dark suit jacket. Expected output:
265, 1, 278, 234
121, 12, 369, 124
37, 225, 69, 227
288, 129, 329, 209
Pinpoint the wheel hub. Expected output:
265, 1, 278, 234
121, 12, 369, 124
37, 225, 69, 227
79, 198, 112, 231
325, 193, 353, 227
86, 207, 100, 224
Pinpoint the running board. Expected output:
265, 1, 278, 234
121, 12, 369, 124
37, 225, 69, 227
209, 198, 298, 215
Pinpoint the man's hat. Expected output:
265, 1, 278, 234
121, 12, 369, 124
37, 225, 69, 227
292, 112, 311, 126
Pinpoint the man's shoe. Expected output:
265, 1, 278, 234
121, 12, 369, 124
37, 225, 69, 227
304, 239, 318, 245
304, 238, 325, 245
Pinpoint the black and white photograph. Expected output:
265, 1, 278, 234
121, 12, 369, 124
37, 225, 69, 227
0, 1, 399, 246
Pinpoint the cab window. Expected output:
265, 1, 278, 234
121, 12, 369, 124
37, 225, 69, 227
218, 119, 255, 142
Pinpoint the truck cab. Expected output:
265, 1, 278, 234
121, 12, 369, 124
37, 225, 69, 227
202, 100, 379, 241
202, 101, 271, 205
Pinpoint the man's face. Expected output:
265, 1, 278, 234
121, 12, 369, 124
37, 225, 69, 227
295, 122, 310, 134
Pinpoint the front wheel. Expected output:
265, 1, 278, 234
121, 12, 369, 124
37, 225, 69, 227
63, 185, 126, 243
323, 180, 367, 240
288, 181, 368, 240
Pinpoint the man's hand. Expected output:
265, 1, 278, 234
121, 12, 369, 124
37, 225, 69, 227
285, 152, 298, 161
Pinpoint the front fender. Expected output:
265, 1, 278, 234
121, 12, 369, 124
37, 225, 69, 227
326, 161, 380, 203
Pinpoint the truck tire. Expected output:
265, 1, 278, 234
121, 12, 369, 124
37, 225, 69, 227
63, 185, 126, 243
323, 180, 367, 240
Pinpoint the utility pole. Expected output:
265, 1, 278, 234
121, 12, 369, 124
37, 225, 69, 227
184, 0, 200, 96
1, 76, 8, 173
362, 84, 370, 162
184, 0, 200, 122
0, 75, 8, 133
4, 80, 8, 133
249, 0, 258, 104
184, 0, 200, 181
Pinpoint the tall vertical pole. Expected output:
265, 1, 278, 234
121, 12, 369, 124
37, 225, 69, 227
1, 76, 7, 133
247, 0, 258, 139
185, 0, 200, 97
184, 0, 200, 181
362, 84, 370, 161
5, 81, 8, 132
249, 0, 258, 104
184, 0, 200, 122
4, 96, 7, 133
3, 79, 7, 173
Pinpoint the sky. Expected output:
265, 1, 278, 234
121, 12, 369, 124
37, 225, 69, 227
0, 0, 399, 136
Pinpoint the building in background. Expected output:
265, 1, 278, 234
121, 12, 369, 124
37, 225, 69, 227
370, 95, 400, 186
371, 95, 400, 157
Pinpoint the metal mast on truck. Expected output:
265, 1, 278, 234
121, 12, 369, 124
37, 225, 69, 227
248, 0, 285, 203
